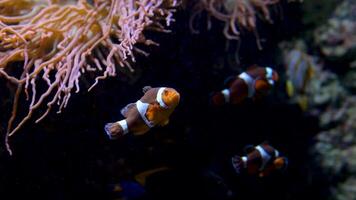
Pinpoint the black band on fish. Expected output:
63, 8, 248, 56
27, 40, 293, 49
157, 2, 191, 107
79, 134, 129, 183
157, 87, 169, 108
136, 100, 154, 128
238, 72, 255, 98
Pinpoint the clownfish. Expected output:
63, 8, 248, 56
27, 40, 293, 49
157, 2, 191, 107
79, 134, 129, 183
231, 142, 288, 177
211, 65, 279, 106
105, 86, 180, 139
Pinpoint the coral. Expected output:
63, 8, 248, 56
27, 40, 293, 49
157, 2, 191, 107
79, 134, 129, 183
308, 70, 347, 108
310, 67, 356, 200
314, 96, 356, 171
313, 96, 356, 200
0, 0, 178, 154
301, 0, 339, 28
314, 0, 356, 62
283, 2, 356, 196
343, 69, 356, 91
334, 177, 356, 200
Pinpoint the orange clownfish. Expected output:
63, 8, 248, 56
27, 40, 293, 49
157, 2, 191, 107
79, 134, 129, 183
105, 86, 180, 139
211, 65, 279, 106
231, 142, 288, 177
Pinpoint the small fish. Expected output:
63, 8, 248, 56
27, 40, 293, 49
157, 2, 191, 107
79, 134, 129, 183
284, 49, 315, 110
211, 65, 279, 106
285, 49, 315, 97
105, 86, 180, 139
231, 141, 288, 177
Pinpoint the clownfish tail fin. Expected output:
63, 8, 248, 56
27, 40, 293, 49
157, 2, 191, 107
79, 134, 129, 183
209, 91, 226, 106
231, 155, 246, 174
104, 123, 117, 140
104, 120, 129, 140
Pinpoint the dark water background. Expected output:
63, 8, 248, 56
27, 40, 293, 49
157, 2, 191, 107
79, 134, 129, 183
0, 2, 330, 200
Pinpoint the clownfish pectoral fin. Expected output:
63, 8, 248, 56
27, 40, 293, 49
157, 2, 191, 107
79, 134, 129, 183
223, 76, 237, 87
142, 86, 152, 93
243, 145, 255, 154
259, 172, 266, 177
274, 157, 288, 171
120, 103, 135, 117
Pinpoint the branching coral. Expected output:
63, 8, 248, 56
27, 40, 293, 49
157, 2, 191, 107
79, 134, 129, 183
189, 0, 280, 49
0, 0, 178, 154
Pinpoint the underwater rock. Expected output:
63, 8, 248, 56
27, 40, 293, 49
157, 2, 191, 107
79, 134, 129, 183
302, 0, 339, 28
313, 96, 356, 199
314, 96, 356, 156
308, 71, 346, 108
314, 0, 356, 62
290, 34, 356, 198
279, 39, 356, 197
334, 176, 356, 200
343, 70, 356, 91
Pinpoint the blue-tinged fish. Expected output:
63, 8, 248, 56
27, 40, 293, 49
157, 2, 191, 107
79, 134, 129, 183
285, 49, 315, 96
231, 141, 288, 177
211, 65, 279, 106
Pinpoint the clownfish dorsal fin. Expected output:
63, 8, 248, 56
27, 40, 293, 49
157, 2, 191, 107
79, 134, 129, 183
246, 64, 259, 71
142, 86, 152, 93
223, 76, 237, 87
243, 145, 255, 154
262, 140, 270, 145
275, 156, 288, 171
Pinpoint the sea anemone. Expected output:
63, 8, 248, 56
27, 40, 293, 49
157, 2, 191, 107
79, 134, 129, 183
0, 0, 178, 154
